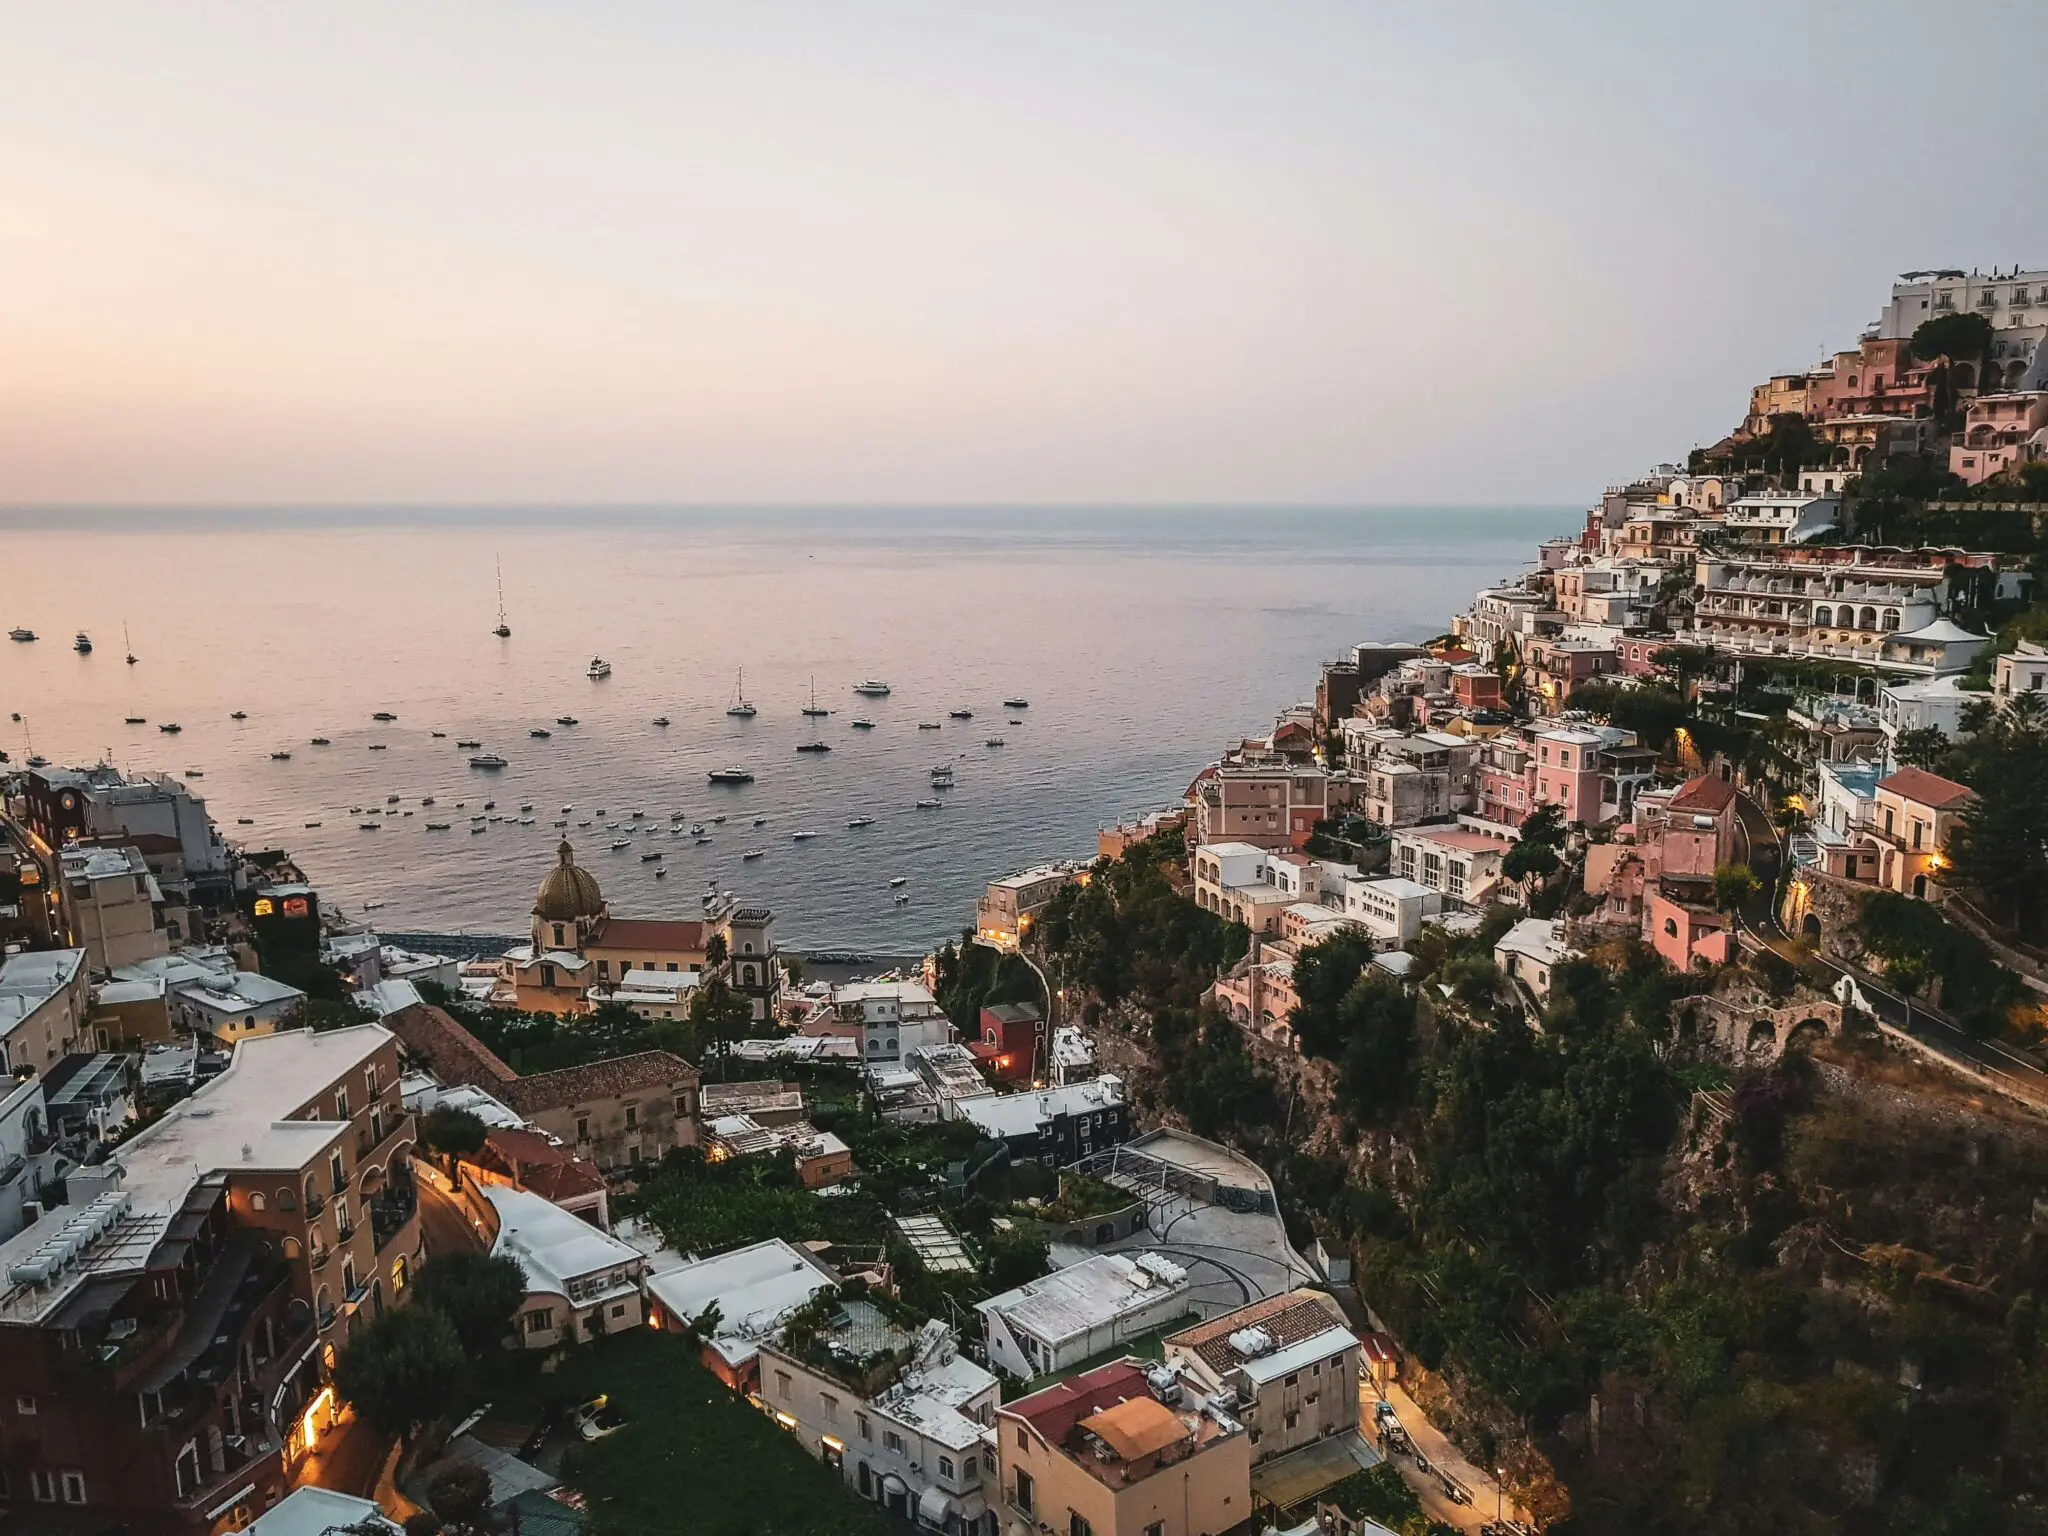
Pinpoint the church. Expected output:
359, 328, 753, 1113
508, 840, 781, 1020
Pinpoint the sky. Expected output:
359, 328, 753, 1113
4, 1, 2048, 509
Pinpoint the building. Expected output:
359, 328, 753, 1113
1163, 1291, 1361, 1468
1190, 842, 1307, 934
247, 1486, 402, 1536
1636, 776, 1747, 970
975, 1251, 1193, 1380
584, 967, 700, 1020
1337, 877, 1440, 947
387, 1002, 519, 1094
1494, 918, 1578, 1007
484, 1184, 647, 1350
1387, 825, 1507, 907
643, 1237, 841, 1390
828, 980, 955, 1065
705, 1114, 853, 1189
975, 863, 1086, 950
459, 1126, 611, 1228
0, 947, 88, 1075
60, 844, 176, 972
1872, 268, 2048, 392
1871, 767, 1976, 899
21, 765, 235, 899
971, 1002, 1043, 1084
995, 1358, 1251, 1536
0, 1075, 62, 1242
498, 1051, 701, 1171
952, 1077, 1130, 1168
700, 1080, 809, 1127
0, 1024, 418, 1534
1997, 639, 2048, 705
906, 1043, 996, 1115
1521, 637, 1620, 710
1722, 493, 1838, 545
1950, 391, 2048, 484
758, 1310, 1000, 1532
1878, 674, 1975, 752
1189, 762, 1329, 853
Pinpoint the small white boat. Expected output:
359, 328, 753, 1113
918, 721, 941, 730
895, 892, 911, 905
854, 679, 891, 696
1003, 697, 1030, 709
654, 867, 667, 879
711, 815, 725, 823
652, 716, 671, 727
915, 798, 942, 809
587, 656, 612, 679
852, 718, 876, 730
792, 830, 818, 841
372, 711, 397, 721
427, 821, 451, 830
609, 838, 631, 850
889, 876, 908, 887
949, 709, 973, 720
7, 628, 35, 642
640, 851, 663, 862
707, 767, 753, 784
743, 848, 765, 860
469, 754, 508, 769
847, 816, 875, 829
752, 816, 767, 826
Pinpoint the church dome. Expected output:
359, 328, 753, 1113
534, 840, 604, 922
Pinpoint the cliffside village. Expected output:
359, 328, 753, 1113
2, 266, 2047, 1536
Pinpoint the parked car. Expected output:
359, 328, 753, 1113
572, 1394, 627, 1441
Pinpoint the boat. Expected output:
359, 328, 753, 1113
742, 848, 764, 860
895, 891, 911, 904
640, 851, 663, 863
726, 668, 757, 718
7, 628, 34, 642
469, 754, 508, 769
801, 678, 830, 717
359, 822, 380, 831
431, 731, 446, 738
711, 814, 725, 823
930, 765, 954, 784
426, 821, 451, 831
24, 755, 48, 769
796, 741, 832, 754
422, 796, 435, 805
387, 795, 401, 804
493, 555, 512, 638
159, 723, 182, 734
368, 743, 388, 751
484, 800, 496, 809
652, 716, 670, 727
847, 816, 875, 829
694, 834, 713, 844
689, 823, 706, 836
792, 830, 818, 841
915, 798, 942, 809
629, 809, 643, 818
520, 803, 534, 812
1009, 718, 1023, 725
471, 824, 486, 834
372, 711, 397, 722
949, 709, 973, 720
851, 718, 876, 730
519, 817, 535, 826
587, 657, 611, 679
556, 715, 578, 726
74, 632, 92, 653
1004, 697, 1029, 709
854, 679, 891, 696
889, 876, 908, 887
305, 821, 321, 828
654, 867, 667, 879
270, 751, 292, 761
985, 737, 1006, 747
918, 721, 941, 730
230, 711, 247, 720
184, 769, 204, 778
309, 737, 330, 746
530, 728, 552, 739
609, 839, 631, 851
124, 623, 137, 665
125, 716, 146, 725
707, 767, 754, 784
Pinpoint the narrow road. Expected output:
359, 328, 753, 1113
417, 1171, 487, 1258
1359, 1381, 1513, 1532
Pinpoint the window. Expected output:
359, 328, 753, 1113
330, 1151, 346, 1195
1145, 1523, 1165, 1536
624, 1104, 638, 1129
1013, 1469, 1034, 1514
249, 1190, 266, 1212
392, 1256, 408, 1291
611, 1303, 627, 1318
575, 1116, 590, 1143
15, 1394, 34, 1415
883, 1431, 905, 1455
553, 924, 566, 946
334, 1087, 348, 1120
596, 960, 609, 978
1016, 1428, 1029, 1451
675, 1093, 693, 1116
938, 1456, 954, 1480
775, 1371, 792, 1400
857, 1412, 871, 1440
1069, 1515, 1093, 1536
524, 1308, 553, 1335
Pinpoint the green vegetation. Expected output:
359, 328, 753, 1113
930, 938, 1042, 1033
1501, 802, 1566, 882
418, 1105, 488, 1158
334, 1304, 469, 1443
409, 1250, 528, 1356
1321, 1462, 1445, 1535
626, 1145, 888, 1257
1711, 862, 1760, 913
1853, 891, 2024, 1038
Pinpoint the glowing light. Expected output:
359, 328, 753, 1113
253, 898, 275, 917
300, 1385, 336, 1451
774, 1412, 797, 1431
821, 1435, 845, 1453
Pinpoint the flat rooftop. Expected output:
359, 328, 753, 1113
976, 1251, 1189, 1347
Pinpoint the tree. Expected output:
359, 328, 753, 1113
1946, 704, 2048, 936
426, 1464, 492, 1530
1290, 930, 1377, 1057
1910, 311, 1994, 368
1893, 726, 1953, 771
705, 932, 729, 968
1713, 862, 1762, 913
409, 1250, 528, 1356
332, 1304, 468, 1442
1503, 803, 1567, 886
688, 975, 754, 1071
419, 1107, 489, 1159
982, 1225, 1051, 1292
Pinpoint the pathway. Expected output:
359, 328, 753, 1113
1360, 1381, 1515, 1533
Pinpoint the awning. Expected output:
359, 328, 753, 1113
916, 1487, 954, 1527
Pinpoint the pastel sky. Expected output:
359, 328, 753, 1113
5, 1, 2047, 507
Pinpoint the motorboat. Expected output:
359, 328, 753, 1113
985, 737, 1005, 747
159, 723, 182, 734
918, 721, 941, 730
372, 711, 397, 721
1009, 718, 1023, 725
456, 739, 482, 749
74, 632, 92, 653
530, 728, 552, 738
854, 679, 891, 696
493, 555, 512, 638
359, 822, 380, 831
125, 716, 147, 725
484, 800, 496, 810
519, 817, 535, 825
726, 668, 756, 717
431, 731, 446, 738
587, 657, 611, 679
889, 877, 908, 887
640, 851, 663, 863
652, 716, 670, 727
930, 765, 954, 784
915, 798, 942, 809
422, 796, 435, 805
305, 821, 321, 828
654, 867, 667, 879
387, 795, 401, 804
689, 823, 706, 836
519, 802, 534, 812
895, 892, 911, 904
471, 824, 486, 834
796, 741, 832, 754
270, 751, 292, 761
707, 767, 754, 784
230, 710, 247, 721
694, 833, 713, 844
847, 816, 875, 829
427, 821, 451, 831
742, 848, 765, 860
310, 737, 330, 746
368, 743, 388, 751
949, 709, 973, 720
629, 809, 643, 818
609, 838, 631, 851
555, 819, 569, 828
7, 628, 34, 642
752, 816, 767, 826
851, 718, 876, 730
792, 830, 818, 841
24, 755, 48, 769
562, 805, 574, 813
578, 819, 592, 827
469, 754, 508, 769
711, 814, 726, 824
801, 677, 830, 717
1003, 697, 1029, 709
183, 769, 204, 778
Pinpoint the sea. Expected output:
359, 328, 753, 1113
0, 507, 1569, 953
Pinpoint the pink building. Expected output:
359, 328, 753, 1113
1474, 734, 1534, 828
1530, 726, 1607, 826
1949, 391, 2048, 486
1523, 638, 1620, 709
1637, 776, 1746, 971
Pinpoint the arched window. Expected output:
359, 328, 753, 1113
1813, 605, 1832, 628
1882, 610, 1901, 631
1664, 918, 1679, 938
249, 1191, 267, 1212
281, 1237, 302, 1260
1858, 607, 1877, 630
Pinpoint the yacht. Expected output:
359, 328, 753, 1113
1003, 697, 1030, 709
125, 716, 147, 725
847, 816, 875, 829
230, 711, 247, 720
949, 709, 973, 720
930, 765, 954, 784
801, 678, 830, 717
24, 755, 48, 769
372, 711, 397, 721
742, 848, 765, 860
609, 838, 631, 851
854, 679, 892, 696
889, 876, 908, 887
640, 851, 663, 863
791, 830, 818, 841
652, 716, 671, 727
74, 632, 92, 654
556, 715, 578, 726
159, 722, 182, 734
7, 628, 34, 642
915, 798, 942, 809
851, 718, 876, 730
270, 751, 292, 761
587, 656, 611, 679
530, 728, 552, 738
985, 737, 1006, 747
707, 767, 754, 784
124, 624, 137, 665
310, 737, 331, 746
469, 753, 508, 769
493, 555, 512, 638
796, 740, 832, 754
456, 739, 482, 749
918, 721, 941, 730
726, 668, 757, 718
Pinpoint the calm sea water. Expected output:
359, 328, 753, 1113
0, 508, 1567, 950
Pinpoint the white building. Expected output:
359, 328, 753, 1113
1163, 1291, 1361, 1469
1337, 877, 1441, 947
1722, 493, 1838, 545
0, 948, 88, 1076
830, 980, 955, 1065
1049, 1026, 1095, 1086
644, 1236, 840, 1381
975, 1251, 1194, 1380
951, 1076, 1129, 1166
1494, 918, 1578, 1006
759, 1316, 1000, 1529
1997, 638, 2048, 704
400, 1072, 525, 1130
588, 967, 701, 1020
60, 845, 174, 972
485, 1183, 647, 1350
248, 1486, 403, 1536
0, 1076, 61, 1242
1872, 268, 2048, 391
1879, 674, 1975, 751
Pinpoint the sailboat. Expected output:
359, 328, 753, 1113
801, 677, 830, 717
493, 556, 512, 638
124, 623, 137, 665
726, 668, 757, 718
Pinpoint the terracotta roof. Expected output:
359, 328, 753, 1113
586, 917, 708, 953
390, 1003, 517, 1087
1078, 1396, 1188, 1461
500, 1050, 700, 1114
1877, 766, 1977, 811
480, 1128, 609, 1204
1006, 1360, 1152, 1446
1166, 1293, 1345, 1376
1668, 775, 1738, 813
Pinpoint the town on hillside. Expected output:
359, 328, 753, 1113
6, 266, 2048, 1536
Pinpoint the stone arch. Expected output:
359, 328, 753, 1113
1802, 911, 1822, 940
1783, 1018, 1829, 1055
1745, 1020, 1779, 1057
